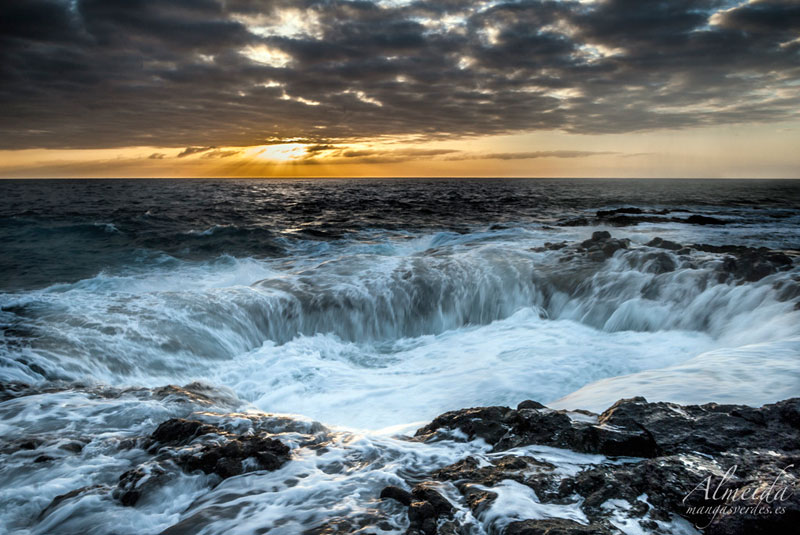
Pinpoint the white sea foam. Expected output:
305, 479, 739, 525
1, 222, 798, 534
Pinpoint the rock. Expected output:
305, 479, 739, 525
380, 485, 412, 506
40, 485, 108, 519
410, 397, 800, 535
517, 400, 547, 410
150, 418, 217, 445
178, 434, 290, 478
558, 217, 589, 227
601, 238, 628, 257
408, 500, 436, 534
505, 518, 618, 534
645, 237, 683, 250
415, 406, 514, 444
592, 231, 611, 241
643, 252, 676, 274
596, 208, 644, 218
412, 483, 454, 517
460, 483, 497, 515
108, 417, 292, 507
684, 214, 726, 225
114, 464, 168, 506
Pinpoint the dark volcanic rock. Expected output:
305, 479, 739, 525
109, 418, 292, 507
643, 252, 677, 274
412, 482, 454, 518
685, 214, 727, 225
410, 397, 800, 535
415, 406, 515, 444
596, 207, 644, 218
505, 518, 619, 535
150, 418, 218, 445
380, 485, 412, 506
646, 237, 683, 251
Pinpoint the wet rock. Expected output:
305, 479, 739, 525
505, 518, 619, 535
149, 418, 218, 445
643, 252, 676, 274
602, 214, 667, 226
40, 485, 108, 519
460, 483, 497, 515
601, 238, 628, 257
412, 483, 454, 517
58, 440, 85, 453
380, 485, 413, 506
518, 400, 547, 410
408, 501, 437, 535
177, 434, 290, 478
596, 208, 644, 218
558, 217, 589, 227
415, 406, 515, 444
684, 214, 727, 225
114, 464, 169, 506
646, 237, 683, 251
592, 231, 611, 241
110, 417, 292, 507
412, 397, 800, 535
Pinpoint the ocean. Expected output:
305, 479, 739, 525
1, 178, 799, 534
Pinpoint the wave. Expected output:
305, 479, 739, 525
1, 232, 797, 400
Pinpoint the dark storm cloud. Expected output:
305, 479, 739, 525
1, 0, 798, 150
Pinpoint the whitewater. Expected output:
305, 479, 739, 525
0, 178, 798, 534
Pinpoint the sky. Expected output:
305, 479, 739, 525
0, 0, 798, 178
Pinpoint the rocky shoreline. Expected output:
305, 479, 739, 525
393, 396, 800, 535
2, 234, 798, 534
4, 382, 794, 535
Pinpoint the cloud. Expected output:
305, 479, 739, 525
148, 152, 167, 159
0, 0, 798, 150
465, 150, 616, 160
201, 149, 241, 158
177, 146, 215, 158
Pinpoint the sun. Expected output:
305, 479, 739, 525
247, 143, 308, 162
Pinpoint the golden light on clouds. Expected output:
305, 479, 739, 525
1, 120, 799, 179
248, 143, 309, 162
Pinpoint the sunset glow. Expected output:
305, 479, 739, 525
0, 0, 797, 178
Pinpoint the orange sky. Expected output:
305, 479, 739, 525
2, 121, 799, 179
2, 1, 799, 178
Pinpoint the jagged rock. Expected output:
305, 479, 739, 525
107, 418, 292, 507
113, 463, 168, 506
596, 208, 644, 218
412, 397, 800, 535
177, 434, 290, 478
415, 406, 515, 444
685, 214, 726, 225
646, 237, 683, 251
505, 518, 619, 535
643, 252, 676, 274
412, 483, 454, 517
149, 418, 218, 445
518, 400, 547, 410
380, 485, 413, 506
460, 483, 497, 515
558, 217, 589, 227
592, 231, 611, 241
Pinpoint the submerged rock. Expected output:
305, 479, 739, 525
109, 418, 292, 507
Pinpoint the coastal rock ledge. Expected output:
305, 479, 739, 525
382, 397, 800, 535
